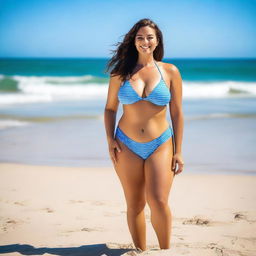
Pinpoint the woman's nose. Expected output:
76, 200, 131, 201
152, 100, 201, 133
142, 38, 149, 43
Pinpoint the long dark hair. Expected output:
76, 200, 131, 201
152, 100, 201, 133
105, 18, 164, 82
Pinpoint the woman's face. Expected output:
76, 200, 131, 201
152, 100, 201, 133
134, 26, 159, 55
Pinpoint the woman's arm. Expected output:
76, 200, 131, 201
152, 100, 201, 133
104, 74, 122, 164
167, 63, 184, 174
169, 64, 184, 154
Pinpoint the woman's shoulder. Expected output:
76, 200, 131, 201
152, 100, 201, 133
156, 61, 180, 74
107, 74, 124, 92
156, 61, 182, 84
159, 61, 181, 81
109, 73, 124, 85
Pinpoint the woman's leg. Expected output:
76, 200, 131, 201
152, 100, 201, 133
114, 138, 147, 251
144, 137, 174, 249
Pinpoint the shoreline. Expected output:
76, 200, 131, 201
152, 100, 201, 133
0, 162, 255, 255
1, 161, 255, 176
1, 114, 255, 175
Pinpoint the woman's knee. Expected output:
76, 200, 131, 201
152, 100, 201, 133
146, 195, 169, 210
126, 199, 146, 214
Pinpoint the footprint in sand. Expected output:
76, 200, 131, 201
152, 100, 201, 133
14, 201, 26, 206
82, 227, 105, 232
207, 243, 225, 255
2, 218, 24, 232
91, 200, 105, 206
7, 219, 17, 223
233, 211, 256, 224
64, 227, 104, 233
230, 236, 256, 248
182, 216, 211, 226
81, 227, 99, 232
234, 212, 247, 221
207, 241, 252, 256
69, 200, 84, 204
41, 207, 54, 213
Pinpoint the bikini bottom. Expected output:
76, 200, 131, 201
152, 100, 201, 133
115, 125, 173, 160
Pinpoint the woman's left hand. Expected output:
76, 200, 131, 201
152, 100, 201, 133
172, 153, 184, 175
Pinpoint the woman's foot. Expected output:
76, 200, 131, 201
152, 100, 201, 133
135, 247, 145, 253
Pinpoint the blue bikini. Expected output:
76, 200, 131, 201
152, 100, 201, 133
115, 61, 173, 160
118, 62, 171, 106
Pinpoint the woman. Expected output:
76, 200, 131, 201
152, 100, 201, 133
104, 18, 184, 252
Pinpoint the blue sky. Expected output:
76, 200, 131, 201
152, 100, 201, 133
0, 0, 255, 58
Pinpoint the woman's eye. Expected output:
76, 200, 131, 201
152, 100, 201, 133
137, 37, 154, 40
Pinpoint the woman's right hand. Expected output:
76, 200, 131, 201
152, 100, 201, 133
108, 138, 121, 165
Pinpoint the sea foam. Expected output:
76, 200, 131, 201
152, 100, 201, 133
0, 75, 256, 105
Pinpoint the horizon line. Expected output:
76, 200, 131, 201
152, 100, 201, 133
0, 57, 256, 60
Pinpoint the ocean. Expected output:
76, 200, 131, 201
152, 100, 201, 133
0, 58, 255, 174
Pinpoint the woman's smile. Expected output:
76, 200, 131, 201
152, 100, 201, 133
140, 46, 150, 49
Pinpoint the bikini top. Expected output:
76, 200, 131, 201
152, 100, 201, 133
118, 61, 171, 106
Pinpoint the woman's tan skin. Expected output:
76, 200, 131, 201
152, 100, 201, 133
104, 26, 184, 251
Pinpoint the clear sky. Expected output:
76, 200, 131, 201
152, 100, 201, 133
0, 0, 255, 58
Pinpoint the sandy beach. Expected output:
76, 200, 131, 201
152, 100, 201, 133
0, 162, 255, 256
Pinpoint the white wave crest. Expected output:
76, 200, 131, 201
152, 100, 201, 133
0, 119, 31, 130
13, 74, 94, 83
0, 75, 256, 105
183, 81, 256, 98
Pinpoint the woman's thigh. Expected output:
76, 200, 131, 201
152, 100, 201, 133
114, 138, 146, 209
144, 138, 174, 206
